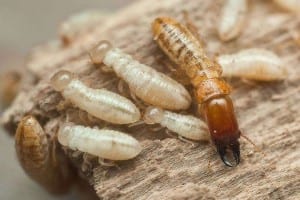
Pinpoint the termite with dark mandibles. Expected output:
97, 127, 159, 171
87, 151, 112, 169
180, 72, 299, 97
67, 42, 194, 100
152, 17, 241, 167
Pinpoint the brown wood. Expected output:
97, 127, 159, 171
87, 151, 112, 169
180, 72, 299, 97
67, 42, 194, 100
1, 0, 299, 199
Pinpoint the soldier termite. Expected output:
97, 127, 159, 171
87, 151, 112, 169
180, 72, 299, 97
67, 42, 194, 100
58, 124, 142, 161
50, 70, 141, 124
89, 41, 192, 110
15, 116, 74, 195
152, 17, 241, 167
144, 106, 209, 141
59, 10, 106, 45
218, 0, 248, 41
217, 48, 287, 81
273, 0, 300, 13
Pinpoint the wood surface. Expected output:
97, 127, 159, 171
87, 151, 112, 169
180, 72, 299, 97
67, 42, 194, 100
1, 0, 299, 199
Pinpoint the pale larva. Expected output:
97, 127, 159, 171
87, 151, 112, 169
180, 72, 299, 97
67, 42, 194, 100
218, 0, 248, 41
216, 48, 287, 81
15, 116, 74, 194
89, 40, 192, 110
50, 70, 141, 124
58, 124, 142, 160
144, 106, 209, 141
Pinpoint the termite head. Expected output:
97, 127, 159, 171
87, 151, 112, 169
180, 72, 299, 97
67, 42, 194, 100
89, 40, 112, 64
50, 70, 74, 92
143, 106, 164, 124
201, 95, 241, 167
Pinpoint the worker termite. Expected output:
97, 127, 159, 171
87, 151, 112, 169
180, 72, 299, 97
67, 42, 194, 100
218, 0, 248, 41
217, 48, 287, 81
58, 124, 142, 162
50, 70, 141, 124
15, 116, 74, 194
273, 0, 300, 13
59, 10, 106, 45
152, 17, 241, 167
89, 41, 192, 110
144, 106, 209, 141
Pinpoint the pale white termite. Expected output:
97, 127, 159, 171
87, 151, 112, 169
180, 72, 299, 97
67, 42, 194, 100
58, 124, 142, 161
89, 40, 192, 110
59, 10, 106, 45
216, 48, 287, 81
218, 0, 248, 41
144, 106, 209, 141
273, 0, 300, 13
50, 70, 141, 124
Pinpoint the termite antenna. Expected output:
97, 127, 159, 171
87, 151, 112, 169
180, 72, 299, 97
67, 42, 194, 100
240, 133, 266, 157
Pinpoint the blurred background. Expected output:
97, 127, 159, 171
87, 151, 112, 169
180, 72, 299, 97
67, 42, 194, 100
0, 0, 131, 199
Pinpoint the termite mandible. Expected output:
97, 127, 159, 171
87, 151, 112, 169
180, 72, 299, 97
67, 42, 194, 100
152, 17, 241, 167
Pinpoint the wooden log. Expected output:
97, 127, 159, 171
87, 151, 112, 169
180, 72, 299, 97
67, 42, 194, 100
1, 0, 299, 199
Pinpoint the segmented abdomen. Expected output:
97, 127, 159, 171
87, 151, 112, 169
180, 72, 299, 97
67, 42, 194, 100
152, 17, 221, 79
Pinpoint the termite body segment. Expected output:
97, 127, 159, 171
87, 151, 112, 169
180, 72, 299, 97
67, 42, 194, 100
218, 0, 248, 41
152, 17, 241, 167
51, 71, 141, 124
58, 124, 142, 161
217, 48, 287, 81
15, 116, 74, 194
273, 0, 300, 13
144, 106, 209, 141
89, 41, 192, 110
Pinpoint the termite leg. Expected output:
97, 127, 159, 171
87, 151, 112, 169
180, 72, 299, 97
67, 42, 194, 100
178, 135, 198, 148
98, 158, 119, 168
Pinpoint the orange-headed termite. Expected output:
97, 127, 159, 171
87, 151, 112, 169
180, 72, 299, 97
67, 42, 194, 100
50, 70, 141, 124
89, 41, 192, 110
15, 116, 74, 194
152, 17, 241, 167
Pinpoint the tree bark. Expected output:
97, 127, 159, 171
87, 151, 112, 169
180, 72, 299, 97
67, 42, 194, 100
1, 0, 300, 199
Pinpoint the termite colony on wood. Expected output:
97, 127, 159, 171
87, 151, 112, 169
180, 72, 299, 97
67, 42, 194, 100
12, 0, 294, 196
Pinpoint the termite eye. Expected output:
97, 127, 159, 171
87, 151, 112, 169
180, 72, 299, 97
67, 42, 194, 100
50, 70, 73, 92
89, 40, 112, 64
143, 106, 164, 124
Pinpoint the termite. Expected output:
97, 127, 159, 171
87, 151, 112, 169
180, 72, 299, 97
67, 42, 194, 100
152, 17, 241, 167
15, 116, 74, 194
58, 124, 142, 161
273, 0, 300, 13
50, 70, 141, 124
218, 0, 248, 41
59, 10, 105, 45
217, 48, 287, 81
144, 106, 209, 141
89, 41, 192, 110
